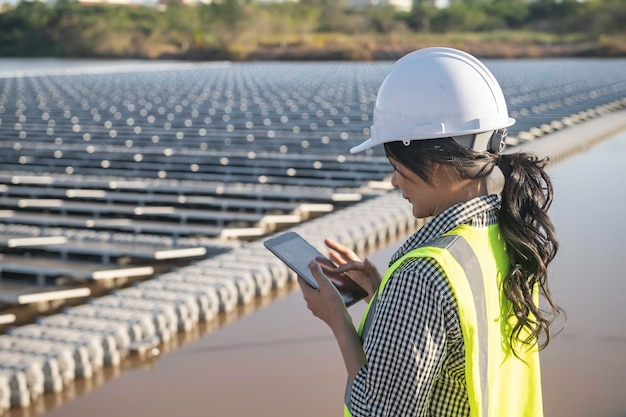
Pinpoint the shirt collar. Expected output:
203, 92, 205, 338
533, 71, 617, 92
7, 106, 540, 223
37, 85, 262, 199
390, 194, 501, 264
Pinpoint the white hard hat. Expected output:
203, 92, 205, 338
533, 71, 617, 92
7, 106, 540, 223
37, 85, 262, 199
350, 47, 515, 154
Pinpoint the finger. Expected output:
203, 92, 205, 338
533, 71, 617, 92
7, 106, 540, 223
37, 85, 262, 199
325, 239, 360, 262
363, 258, 378, 274
334, 260, 367, 274
297, 277, 318, 313
316, 258, 337, 275
297, 276, 317, 295
297, 276, 309, 292
325, 238, 357, 258
329, 250, 347, 266
309, 260, 333, 290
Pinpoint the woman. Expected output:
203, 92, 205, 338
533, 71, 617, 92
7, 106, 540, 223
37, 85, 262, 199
298, 47, 561, 417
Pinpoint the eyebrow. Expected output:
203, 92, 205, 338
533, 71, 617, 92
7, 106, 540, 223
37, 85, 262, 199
391, 162, 412, 180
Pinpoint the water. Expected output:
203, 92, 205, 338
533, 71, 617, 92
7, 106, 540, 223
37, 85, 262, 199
540, 130, 626, 417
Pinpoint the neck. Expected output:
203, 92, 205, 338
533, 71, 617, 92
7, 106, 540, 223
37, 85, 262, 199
434, 177, 486, 217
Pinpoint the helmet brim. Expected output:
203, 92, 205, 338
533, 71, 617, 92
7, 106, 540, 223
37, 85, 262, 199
350, 117, 516, 154
350, 138, 379, 154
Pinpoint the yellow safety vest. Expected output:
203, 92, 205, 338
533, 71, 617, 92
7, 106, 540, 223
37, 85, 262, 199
344, 224, 543, 417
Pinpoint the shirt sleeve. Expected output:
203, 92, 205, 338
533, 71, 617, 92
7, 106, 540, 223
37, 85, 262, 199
349, 259, 448, 417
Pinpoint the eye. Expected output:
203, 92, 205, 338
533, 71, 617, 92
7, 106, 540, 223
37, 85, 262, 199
393, 166, 411, 181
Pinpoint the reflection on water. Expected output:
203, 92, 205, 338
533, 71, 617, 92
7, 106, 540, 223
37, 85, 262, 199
4, 282, 300, 417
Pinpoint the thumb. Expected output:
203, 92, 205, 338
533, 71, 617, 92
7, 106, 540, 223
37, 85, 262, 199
363, 257, 381, 275
309, 259, 332, 289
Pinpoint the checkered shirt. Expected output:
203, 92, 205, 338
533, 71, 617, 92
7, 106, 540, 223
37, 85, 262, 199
349, 194, 501, 417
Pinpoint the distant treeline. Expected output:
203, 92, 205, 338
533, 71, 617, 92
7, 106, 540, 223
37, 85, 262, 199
0, 0, 624, 59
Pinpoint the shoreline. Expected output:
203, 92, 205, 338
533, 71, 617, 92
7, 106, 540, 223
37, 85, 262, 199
3, 36, 625, 62
229, 40, 626, 61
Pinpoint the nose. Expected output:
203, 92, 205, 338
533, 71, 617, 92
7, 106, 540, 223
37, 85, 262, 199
390, 171, 399, 189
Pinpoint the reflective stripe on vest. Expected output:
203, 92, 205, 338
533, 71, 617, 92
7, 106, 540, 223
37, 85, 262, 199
344, 224, 542, 417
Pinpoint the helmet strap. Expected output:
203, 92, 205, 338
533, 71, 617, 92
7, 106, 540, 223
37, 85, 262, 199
452, 128, 507, 153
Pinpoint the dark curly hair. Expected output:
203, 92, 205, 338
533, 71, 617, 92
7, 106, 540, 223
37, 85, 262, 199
384, 138, 562, 353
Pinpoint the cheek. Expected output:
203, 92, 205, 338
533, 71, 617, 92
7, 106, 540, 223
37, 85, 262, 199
405, 186, 432, 217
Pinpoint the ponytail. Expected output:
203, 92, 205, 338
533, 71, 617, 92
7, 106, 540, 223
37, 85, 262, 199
498, 152, 561, 352
384, 138, 562, 353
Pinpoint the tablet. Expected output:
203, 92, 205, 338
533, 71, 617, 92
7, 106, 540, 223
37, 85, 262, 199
264, 231, 367, 307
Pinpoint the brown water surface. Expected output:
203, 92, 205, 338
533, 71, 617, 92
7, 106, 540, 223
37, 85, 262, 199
538, 130, 626, 417
8, 131, 626, 417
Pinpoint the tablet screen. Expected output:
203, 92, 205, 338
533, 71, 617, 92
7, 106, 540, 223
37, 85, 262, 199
264, 232, 367, 307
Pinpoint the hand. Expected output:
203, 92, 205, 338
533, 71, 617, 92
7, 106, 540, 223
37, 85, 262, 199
325, 239, 382, 303
298, 260, 351, 330
299, 260, 366, 381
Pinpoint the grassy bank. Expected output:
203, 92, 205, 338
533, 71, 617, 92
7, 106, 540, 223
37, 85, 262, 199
151, 31, 626, 61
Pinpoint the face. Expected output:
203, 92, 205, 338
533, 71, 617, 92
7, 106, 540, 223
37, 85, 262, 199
388, 156, 442, 219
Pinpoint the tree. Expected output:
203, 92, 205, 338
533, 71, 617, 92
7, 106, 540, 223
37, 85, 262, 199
0, 0, 54, 56
410, 0, 438, 32
528, 0, 581, 33
301, 0, 348, 31
483, 0, 529, 29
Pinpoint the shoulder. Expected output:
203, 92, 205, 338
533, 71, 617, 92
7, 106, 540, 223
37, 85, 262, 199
386, 256, 463, 338
385, 256, 456, 308
375, 256, 462, 342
